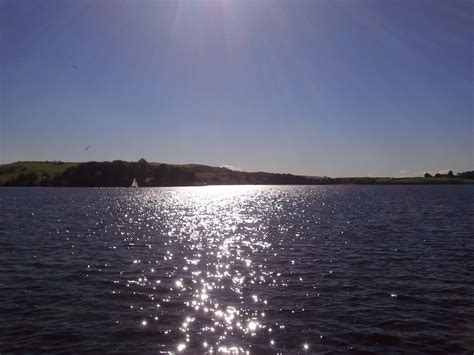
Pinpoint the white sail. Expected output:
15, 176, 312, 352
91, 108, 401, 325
131, 178, 139, 188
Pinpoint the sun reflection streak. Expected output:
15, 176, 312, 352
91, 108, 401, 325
112, 185, 301, 352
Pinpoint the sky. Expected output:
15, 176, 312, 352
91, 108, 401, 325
0, 0, 472, 177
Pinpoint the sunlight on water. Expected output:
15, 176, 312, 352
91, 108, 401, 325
1, 186, 473, 353
132, 185, 277, 352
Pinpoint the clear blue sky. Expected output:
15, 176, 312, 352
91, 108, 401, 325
1, 0, 472, 177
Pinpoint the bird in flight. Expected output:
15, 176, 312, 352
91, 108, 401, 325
73, 65, 79, 69
84, 146, 90, 151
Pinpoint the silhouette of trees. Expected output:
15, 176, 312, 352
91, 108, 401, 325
434, 170, 459, 178
457, 171, 474, 179
63, 161, 140, 186
1, 161, 473, 187
60, 160, 196, 187
39, 173, 51, 186
51, 174, 63, 186
151, 164, 195, 186
5, 172, 38, 186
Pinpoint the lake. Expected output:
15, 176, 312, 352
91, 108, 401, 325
0, 186, 473, 353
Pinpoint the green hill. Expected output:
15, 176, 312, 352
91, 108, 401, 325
0, 161, 78, 185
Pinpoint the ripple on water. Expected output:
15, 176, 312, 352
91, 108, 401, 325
0, 185, 473, 353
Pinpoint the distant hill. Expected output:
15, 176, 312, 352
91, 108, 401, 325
0, 161, 78, 186
0, 161, 473, 186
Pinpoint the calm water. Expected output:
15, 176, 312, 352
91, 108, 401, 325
0, 186, 473, 353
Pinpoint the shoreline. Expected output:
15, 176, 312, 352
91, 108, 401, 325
1, 161, 473, 187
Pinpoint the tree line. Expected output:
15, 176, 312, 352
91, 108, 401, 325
2, 161, 473, 187
424, 170, 474, 179
3, 160, 195, 187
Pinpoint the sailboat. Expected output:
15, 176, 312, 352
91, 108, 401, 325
131, 178, 139, 188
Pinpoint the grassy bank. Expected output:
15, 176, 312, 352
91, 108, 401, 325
0, 162, 78, 185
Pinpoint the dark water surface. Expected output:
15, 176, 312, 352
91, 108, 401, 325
0, 186, 473, 353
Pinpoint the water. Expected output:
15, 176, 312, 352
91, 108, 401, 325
0, 185, 473, 353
